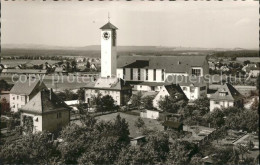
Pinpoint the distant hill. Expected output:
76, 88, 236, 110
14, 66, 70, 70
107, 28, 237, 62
2, 44, 242, 51
1, 44, 258, 58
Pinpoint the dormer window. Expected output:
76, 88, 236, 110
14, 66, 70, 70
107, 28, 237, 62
192, 68, 202, 76
219, 92, 226, 96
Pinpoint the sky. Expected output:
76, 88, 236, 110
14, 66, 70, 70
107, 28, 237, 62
1, 1, 259, 49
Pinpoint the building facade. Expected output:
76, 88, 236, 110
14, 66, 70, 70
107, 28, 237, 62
10, 79, 47, 112
20, 89, 70, 133
153, 84, 188, 110
209, 83, 244, 112
85, 77, 132, 106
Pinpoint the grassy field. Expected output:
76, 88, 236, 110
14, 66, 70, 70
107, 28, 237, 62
95, 112, 164, 138
72, 112, 164, 138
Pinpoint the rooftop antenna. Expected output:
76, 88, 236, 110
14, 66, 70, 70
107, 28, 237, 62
108, 12, 110, 22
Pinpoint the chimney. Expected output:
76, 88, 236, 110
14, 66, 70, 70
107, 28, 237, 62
50, 88, 53, 100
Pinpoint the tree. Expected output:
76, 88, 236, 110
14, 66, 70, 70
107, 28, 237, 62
257, 75, 260, 89
0, 79, 12, 91
131, 92, 142, 110
77, 88, 85, 102
6, 118, 16, 131
100, 95, 116, 112
113, 114, 130, 144
243, 60, 250, 66
71, 60, 77, 72
158, 95, 186, 113
193, 96, 210, 115
134, 117, 145, 130
207, 108, 225, 128
58, 124, 92, 164
167, 140, 198, 164
0, 132, 57, 164
251, 98, 259, 111
211, 147, 239, 165
141, 96, 154, 109
117, 132, 169, 165
86, 61, 91, 69
80, 112, 97, 129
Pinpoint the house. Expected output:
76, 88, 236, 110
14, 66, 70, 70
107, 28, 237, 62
220, 65, 230, 72
140, 109, 160, 119
9, 79, 47, 112
249, 68, 260, 77
0, 91, 10, 114
209, 83, 244, 112
242, 63, 259, 77
153, 83, 188, 110
84, 77, 132, 106
177, 76, 207, 100
0, 90, 10, 103
162, 120, 183, 132
208, 61, 216, 70
1, 69, 47, 77
54, 67, 68, 75
77, 62, 87, 71
75, 57, 85, 63
20, 89, 70, 133
90, 63, 98, 71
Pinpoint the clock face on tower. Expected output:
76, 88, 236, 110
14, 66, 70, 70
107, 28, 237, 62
102, 32, 110, 40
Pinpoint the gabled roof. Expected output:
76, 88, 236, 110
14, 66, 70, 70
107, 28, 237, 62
10, 79, 47, 96
117, 55, 207, 73
210, 83, 243, 101
85, 77, 132, 91
20, 89, 70, 114
164, 84, 188, 101
100, 22, 118, 30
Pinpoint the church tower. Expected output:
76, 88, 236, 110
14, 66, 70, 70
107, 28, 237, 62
100, 21, 118, 78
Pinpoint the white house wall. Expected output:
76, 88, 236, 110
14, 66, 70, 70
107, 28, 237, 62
153, 86, 170, 109
210, 100, 234, 112
10, 94, 29, 112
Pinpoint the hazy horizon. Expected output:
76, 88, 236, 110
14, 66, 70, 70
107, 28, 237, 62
2, 1, 259, 49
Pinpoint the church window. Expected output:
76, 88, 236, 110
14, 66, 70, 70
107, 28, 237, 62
146, 69, 148, 80
153, 69, 156, 81
138, 69, 141, 80
130, 68, 133, 80
200, 86, 206, 91
123, 68, 125, 78
162, 69, 165, 81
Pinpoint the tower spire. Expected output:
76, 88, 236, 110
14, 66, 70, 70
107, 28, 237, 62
108, 12, 110, 22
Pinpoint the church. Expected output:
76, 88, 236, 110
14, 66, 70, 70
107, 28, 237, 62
84, 20, 209, 106
84, 21, 132, 106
